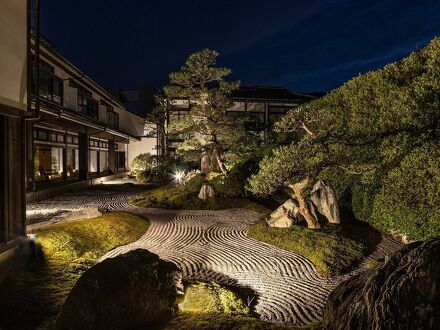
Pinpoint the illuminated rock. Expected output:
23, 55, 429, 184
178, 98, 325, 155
198, 184, 215, 200
267, 199, 302, 227
310, 181, 340, 224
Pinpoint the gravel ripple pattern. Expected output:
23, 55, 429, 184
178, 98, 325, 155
27, 183, 402, 326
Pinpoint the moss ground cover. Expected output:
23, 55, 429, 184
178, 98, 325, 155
167, 281, 296, 330
248, 220, 381, 277
0, 212, 149, 329
130, 185, 271, 214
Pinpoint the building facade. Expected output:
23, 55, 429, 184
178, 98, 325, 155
25, 34, 145, 201
166, 86, 318, 154
0, 0, 29, 252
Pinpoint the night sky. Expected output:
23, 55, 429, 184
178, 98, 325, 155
40, 0, 440, 93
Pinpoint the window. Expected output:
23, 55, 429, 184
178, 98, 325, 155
37, 130, 47, 141
89, 150, 98, 174
77, 89, 91, 114
33, 128, 80, 183
99, 151, 109, 172
34, 145, 64, 182
66, 148, 79, 179
106, 108, 119, 129
35, 62, 63, 104
89, 138, 109, 175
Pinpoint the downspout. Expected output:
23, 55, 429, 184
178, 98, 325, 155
26, 0, 40, 121
22, 0, 40, 233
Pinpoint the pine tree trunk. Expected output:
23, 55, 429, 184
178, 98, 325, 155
287, 176, 320, 229
213, 147, 228, 177
200, 145, 228, 176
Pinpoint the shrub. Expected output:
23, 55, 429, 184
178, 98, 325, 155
131, 153, 157, 172
371, 143, 440, 240
206, 172, 244, 198
181, 172, 204, 194
351, 171, 383, 223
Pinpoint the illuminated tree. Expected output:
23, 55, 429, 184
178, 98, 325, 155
249, 37, 440, 230
163, 49, 247, 175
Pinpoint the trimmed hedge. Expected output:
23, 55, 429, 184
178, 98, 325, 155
371, 143, 440, 241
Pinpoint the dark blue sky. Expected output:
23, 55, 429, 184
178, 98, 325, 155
41, 0, 440, 92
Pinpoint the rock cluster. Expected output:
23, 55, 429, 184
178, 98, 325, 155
322, 237, 440, 329
310, 181, 340, 224
268, 180, 340, 227
55, 249, 182, 330
267, 199, 302, 227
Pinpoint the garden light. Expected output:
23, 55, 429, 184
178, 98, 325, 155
174, 170, 185, 182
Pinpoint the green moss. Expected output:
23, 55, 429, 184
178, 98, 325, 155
165, 312, 298, 330
247, 221, 381, 277
0, 212, 149, 329
130, 185, 271, 214
179, 282, 250, 315
169, 281, 295, 329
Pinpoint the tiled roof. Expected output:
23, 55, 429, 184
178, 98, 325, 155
230, 86, 317, 102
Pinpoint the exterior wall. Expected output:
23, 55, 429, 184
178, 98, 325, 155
27, 40, 146, 191
0, 0, 27, 113
0, 0, 27, 250
127, 127, 157, 170
0, 117, 25, 244
116, 108, 145, 137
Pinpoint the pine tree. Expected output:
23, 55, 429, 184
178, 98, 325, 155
163, 49, 243, 175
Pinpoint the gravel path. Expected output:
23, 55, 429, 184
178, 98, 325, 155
27, 183, 403, 326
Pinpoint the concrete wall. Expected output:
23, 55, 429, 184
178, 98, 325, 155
0, 0, 27, 112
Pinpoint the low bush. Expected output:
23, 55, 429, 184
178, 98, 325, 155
248, 221, 381, 276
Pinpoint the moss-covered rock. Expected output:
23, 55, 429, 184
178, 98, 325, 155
56, 249, 182, 330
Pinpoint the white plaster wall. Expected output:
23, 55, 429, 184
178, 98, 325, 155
127, 137, 157, 169
116, 108, 144, 137
0, 0, 27, 111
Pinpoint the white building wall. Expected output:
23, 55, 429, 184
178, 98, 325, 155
127, 138, 157, 170
0, 0, 27, 111
127, 122, 158, 170
116, 108, 144, 137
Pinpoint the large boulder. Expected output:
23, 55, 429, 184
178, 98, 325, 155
310, 180, 340, 224
55, 249, 182, 330
322, 237, 440, 330
267, 199, 302, 228
198, 184, 215, 200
